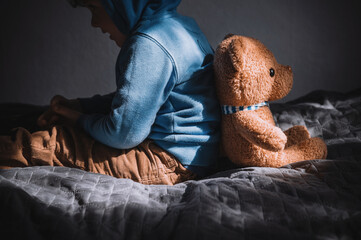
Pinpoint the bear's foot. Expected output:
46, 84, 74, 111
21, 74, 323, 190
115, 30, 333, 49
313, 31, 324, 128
284, 125, 311, 148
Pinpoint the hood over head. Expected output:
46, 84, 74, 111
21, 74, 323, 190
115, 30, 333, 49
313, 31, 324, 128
100, 0, 181, 35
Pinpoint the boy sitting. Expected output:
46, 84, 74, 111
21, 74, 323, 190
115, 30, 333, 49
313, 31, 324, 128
0, 0, 220, 185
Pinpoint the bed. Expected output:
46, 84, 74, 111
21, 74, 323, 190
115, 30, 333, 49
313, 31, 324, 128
0, 88, 361, 240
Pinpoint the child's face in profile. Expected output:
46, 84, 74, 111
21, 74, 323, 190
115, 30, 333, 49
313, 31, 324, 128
83, 0, 127, 47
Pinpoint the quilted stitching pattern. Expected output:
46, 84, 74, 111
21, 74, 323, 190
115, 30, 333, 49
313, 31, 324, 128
1, 89, 361, 240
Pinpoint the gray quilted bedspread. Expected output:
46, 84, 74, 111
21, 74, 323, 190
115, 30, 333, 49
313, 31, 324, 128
1, 89, 361, 240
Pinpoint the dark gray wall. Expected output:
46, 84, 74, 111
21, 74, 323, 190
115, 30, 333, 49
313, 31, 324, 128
1, 0, 361, 105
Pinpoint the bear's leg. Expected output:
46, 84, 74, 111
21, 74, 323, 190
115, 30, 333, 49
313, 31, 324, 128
284, 125, 310, 148
226, 137, 327, 168
283, 137, 327, 162
255, 137, 327, 168
238, 146, 295, 168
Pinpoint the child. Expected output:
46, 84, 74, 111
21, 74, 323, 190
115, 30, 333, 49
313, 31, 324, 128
0, 0, 220, 185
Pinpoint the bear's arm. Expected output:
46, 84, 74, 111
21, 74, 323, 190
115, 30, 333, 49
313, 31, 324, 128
231, 111, 287, 151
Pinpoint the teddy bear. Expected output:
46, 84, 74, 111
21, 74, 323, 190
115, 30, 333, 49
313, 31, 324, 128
213, 34, 327, 167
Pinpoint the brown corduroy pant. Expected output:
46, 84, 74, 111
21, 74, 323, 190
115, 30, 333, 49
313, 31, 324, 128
0, 126, 196, 185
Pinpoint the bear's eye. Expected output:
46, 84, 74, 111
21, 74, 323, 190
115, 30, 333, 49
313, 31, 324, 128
270, 68, 275, 77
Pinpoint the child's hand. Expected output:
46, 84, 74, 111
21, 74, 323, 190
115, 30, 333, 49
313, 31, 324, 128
37, 95, 83, 128
51, 103, 82, 127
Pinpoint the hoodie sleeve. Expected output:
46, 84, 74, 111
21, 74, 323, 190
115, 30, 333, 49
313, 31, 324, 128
77, 35, 176, 149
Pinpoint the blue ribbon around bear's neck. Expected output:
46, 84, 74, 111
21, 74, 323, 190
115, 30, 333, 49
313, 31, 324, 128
221, 101, 269, 115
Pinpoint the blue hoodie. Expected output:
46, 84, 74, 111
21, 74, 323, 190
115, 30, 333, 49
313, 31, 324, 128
78, 0, 221, 175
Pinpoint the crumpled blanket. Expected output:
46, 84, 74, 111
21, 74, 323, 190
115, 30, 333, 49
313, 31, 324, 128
1, 88, 361, 240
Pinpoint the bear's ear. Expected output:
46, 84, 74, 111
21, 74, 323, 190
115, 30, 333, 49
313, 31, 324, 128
223, 33, 235, 40
228, 37, 244, 72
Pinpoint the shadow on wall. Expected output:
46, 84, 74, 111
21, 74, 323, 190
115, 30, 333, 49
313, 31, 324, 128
1, 0, 361, 105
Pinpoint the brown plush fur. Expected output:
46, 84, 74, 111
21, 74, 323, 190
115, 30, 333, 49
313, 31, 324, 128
214, 35, 327, 167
